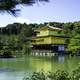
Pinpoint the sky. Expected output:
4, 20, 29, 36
0, 0, 80, 27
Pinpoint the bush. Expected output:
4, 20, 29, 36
71, 66, 80, 80
23, 65, 80, 80
47, 70, 70, 80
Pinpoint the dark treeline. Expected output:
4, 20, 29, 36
0, 21, 80, 36
0, 23, 33, 36
0, 21, 80, 57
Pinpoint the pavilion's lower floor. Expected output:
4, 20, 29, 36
31, 44, 67, 56
32, 44, 66, 51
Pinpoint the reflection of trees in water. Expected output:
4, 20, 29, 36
51, 56, 80, 73
29, 57, 52, 72
0, 56, 80, 77
58, 56, 65, 63
51, 56, 69, 72
51, 56, 65, 63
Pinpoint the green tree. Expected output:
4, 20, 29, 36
68, 35, 80, 54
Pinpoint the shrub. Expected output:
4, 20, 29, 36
23, 66, 80, 80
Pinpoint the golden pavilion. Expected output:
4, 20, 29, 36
31, 25, 68, 56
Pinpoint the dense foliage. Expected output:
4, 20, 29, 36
0, 21, 80, 57
23, 65, 80, 80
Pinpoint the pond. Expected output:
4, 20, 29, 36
0, 56, 80, 80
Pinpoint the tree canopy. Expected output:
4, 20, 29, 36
0, 21, 80, 56
0, 0, 48, 16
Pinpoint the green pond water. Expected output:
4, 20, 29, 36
0, 56, 80, 80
